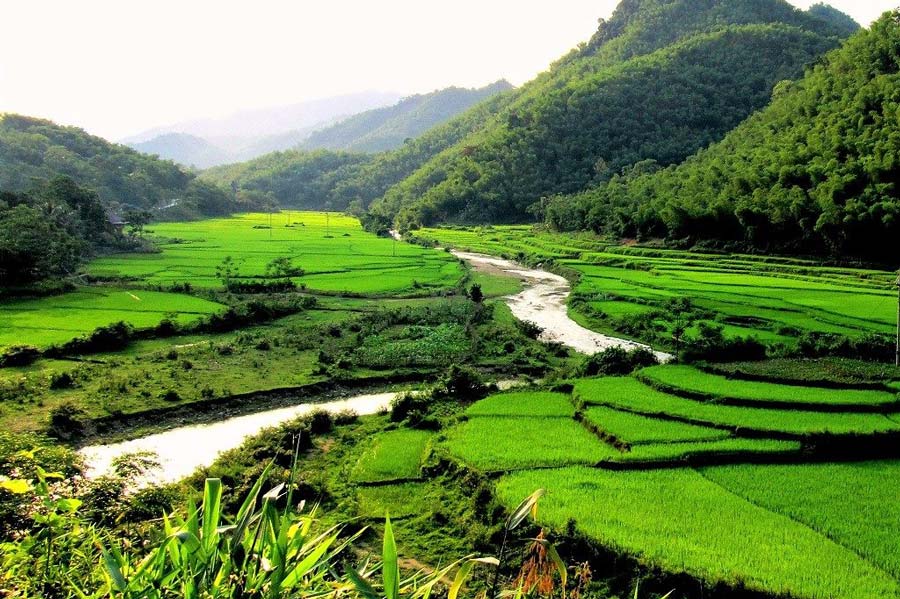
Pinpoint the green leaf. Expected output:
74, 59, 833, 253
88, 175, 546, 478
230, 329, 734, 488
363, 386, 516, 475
201, 478, 223, 555
102, 549, 128, 592
281, 533, 337, 588
346, 566, 380, 599
383, 517, 399, 599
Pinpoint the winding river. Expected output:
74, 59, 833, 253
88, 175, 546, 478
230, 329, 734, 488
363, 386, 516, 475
80, 244, 669, 483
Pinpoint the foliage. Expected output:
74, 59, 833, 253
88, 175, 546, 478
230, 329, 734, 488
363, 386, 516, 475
372, 0, 849, 227
579, 347, 658, 377
0, 115, 234, 217
551, 12, 900, 262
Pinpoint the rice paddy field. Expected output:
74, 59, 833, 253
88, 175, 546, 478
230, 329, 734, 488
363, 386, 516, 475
0, 288, 223, 350
413, 226, 899, 345
442, 365, 900, 598
89, 212, 463, 294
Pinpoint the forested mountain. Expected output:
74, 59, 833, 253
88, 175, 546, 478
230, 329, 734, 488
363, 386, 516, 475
131, 133, 232, 170
368, 0, 857, 229
301, 81, 514, 153
200, 89, 518, 212
545, 10, 900, 263
0, 115, 234, 218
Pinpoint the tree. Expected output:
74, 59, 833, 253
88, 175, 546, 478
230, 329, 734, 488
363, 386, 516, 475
215, 256, 238, 286
0, 204, 84, 286
124, 210, 152, 238
468, 283, 484, 304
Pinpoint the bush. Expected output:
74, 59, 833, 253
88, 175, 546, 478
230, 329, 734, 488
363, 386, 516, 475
580, 346, 659, 376
47, 403, 87, 440
0, 346, 41, 368
681, 322, 766, 362
54, 321, 134, 355
49, 372, 75, 389
516, 319, 544, 340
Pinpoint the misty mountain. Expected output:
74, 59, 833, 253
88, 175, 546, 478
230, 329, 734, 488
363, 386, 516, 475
301, 81, 514, 153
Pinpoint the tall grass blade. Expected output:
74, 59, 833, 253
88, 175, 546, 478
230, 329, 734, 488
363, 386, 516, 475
383, 517, 400, 599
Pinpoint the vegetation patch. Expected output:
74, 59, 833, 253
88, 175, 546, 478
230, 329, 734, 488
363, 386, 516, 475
351, 429, 432, 483
465, 391, 575, 418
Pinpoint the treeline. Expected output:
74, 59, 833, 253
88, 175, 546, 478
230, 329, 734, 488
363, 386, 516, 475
544, 11, 900, 263
0, 177, 147, 288
365, 0, 854, 228
0, 114, 235, 219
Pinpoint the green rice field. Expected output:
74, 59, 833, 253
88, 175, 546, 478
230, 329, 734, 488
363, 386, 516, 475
496, 467, 900, 599
0, 288, 223, 350
639, 364, 900, 408
351, 429, 432, 483
89, 213, 464, 294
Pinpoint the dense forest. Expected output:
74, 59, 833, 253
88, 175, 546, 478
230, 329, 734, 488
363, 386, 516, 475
367, 0, 856, 228
301, 81, 513, 153
544, 10, 900, 263
0, 115, 234, 219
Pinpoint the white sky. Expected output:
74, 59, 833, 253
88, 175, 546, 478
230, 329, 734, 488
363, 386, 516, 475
0, 0, 894, 140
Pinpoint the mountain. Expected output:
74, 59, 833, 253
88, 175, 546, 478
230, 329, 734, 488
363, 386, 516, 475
130, 133, 231, 170
122, 92, 402, 168
123, 91, 402, 144
0, 114, 233, 218
200, 86, 518, 211
365, 0, 857, 228
546, 10, 899, 263
301, 81, 514, 153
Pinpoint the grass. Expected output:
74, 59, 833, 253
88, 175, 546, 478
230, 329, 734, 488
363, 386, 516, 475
0, 288, 223, 350
88, 213, 464, 295
443, 416, 620, 471
707, 358, 900, 387
639, 365, 899, 408
464, 391, 575, 418
582, 406, 730, 444
356, 482, 432, 519
573, 377, 900, 437
351, 429, 432, 483
702, 461, 900, 580
496, 467, 900, 599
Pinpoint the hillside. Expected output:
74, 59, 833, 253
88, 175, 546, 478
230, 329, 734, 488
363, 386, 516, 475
367, 0, 856, 228
301, 81, 514, 153
547, 10, 899, 263
0, 114, 233, 218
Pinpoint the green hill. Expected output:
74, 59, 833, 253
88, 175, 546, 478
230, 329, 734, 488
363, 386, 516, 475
0, 115, 233, 218
547, 10, 898, 263
301, 81, 513, 153
368, 0, 856, 228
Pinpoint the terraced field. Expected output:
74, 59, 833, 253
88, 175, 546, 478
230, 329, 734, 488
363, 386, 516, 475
90, 213, 464, 294
442, 366, 900, 598
413, 226, 898, 345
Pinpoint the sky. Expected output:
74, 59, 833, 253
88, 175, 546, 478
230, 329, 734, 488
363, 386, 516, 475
0, 0, 894, 141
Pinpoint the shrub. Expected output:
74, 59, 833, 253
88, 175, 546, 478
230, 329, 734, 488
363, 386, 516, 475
516, 319, 544, 340
47, 403, 87, 440
0, 346, 40, 368
55, 321, 133, 355
49, 372, 75, 389
681, 322, 766, 362
580, 346, 659, 377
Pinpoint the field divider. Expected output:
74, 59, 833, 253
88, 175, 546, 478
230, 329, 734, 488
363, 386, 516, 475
353, 477, 425, 487
634, 372, 900, 414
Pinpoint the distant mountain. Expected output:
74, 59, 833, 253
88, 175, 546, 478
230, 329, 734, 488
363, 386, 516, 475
121, 92, 401, 168
123, 91, 401, 144
368, 0, 858, 228
549, 9, 898, 262
301, 81, 514, 153
130, 133, 231, 170
806, 2, 861, 37
0, 114, 233, 218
